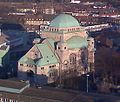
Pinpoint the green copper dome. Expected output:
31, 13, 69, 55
49, 14, 80, 28
66, 36, 88, 49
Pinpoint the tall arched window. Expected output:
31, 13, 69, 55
69, 53, 76, 65
52, 28, 53, 31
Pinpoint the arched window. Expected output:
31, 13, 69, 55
52, 28, 53, 31
68, 29, 69, 32
55, 28, 56, 31
58, 47, 60, 49
69, 53, 76, 65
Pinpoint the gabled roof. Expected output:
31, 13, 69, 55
43, 38, 55, 49
19, 42, 59, 67
36, 43, 59, 67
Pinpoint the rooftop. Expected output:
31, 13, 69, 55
66, 36, 88, 49
49, 14, 80, 28
0, 45, 8, 50
19, 42, 59, 67
0, 79, 29, 89
0, 30, 27, 44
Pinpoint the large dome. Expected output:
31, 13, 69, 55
49, 14, 80, 28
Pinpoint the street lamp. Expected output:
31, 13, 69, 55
86, 74, 90, 93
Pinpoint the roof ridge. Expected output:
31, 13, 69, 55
45, 39, 60, 63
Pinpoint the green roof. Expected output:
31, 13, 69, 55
49, 14, 80, 28
26, 58, 35, 65
36, 43, 59, 67
46, 38, 55, 48
0, 51, 7, 66
19, 56, 36, 65
19, 56, 28, 64
19, 43, 59, 67
66, 36, 88, 49
0, 50, 8, 58
0, 46, 9, 66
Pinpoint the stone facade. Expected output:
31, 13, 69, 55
18, 14, 95, 85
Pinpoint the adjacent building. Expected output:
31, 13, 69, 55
0, 23, 30, 78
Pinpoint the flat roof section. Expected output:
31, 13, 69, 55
0, 79, 28, 89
